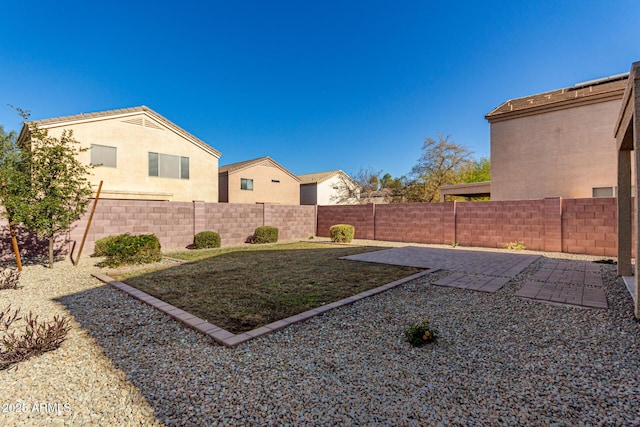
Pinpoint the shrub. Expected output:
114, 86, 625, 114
329, 224, 355, 243
0, 268, 20, 290
404, 317, 438, 347
0, 305, 71, 370
253, 226, 279, 244
93, 235, 119, 257
95, 233, 162, 267
194, 231, 221, 249
504, 241, 526, 251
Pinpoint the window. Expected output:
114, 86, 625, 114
271, 179, 280, 183
149, 152, 189, 179
592, 187, 615, 198
241, 178, 253, 190
91, 144, 117, 168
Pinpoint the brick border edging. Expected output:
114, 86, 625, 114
92, 270, 434, 348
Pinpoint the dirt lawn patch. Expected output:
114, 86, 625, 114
111, 242, 422, 333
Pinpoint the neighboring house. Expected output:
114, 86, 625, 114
298, 170, 360, 205
219, 156, 300, 204
485, 73, 629, 201
17, 106, 221, 202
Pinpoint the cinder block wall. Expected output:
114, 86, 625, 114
562, 198, 618, 256
316, 198, 620, 257
63, 201, 317, 257
375, 203, 455, 244
316, 205, 375, 239
264, 204, 316, 240
0, 197, 623, 260
456, 200, 547, 250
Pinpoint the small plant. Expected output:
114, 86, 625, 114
94, 233, 162, 267
329, 224, 355, 243
253, 226, 279, 244
404, 317, 438, 347
450, 241, 459, 248
194, 231, 221, 249
504, 241, 526, 251
0, 305, 71, 370
0, 268, 20, 290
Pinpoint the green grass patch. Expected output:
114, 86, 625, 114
111, 242, 422, 334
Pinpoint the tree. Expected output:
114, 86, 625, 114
9, 113, 93, 268
351, 167, 381, 204
460, 157, 490, 183
407, 134, 473, 202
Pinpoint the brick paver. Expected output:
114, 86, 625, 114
515, 259, 608, 309
433, 272, 511, 293
342, 246, 541, 277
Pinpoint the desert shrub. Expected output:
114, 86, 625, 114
0, 268, 20, 290
404, 317, 438, 347
329, 224, 355, 243
93, 235, 120, 257
194, 231, 221, 249
96, 233, 162, 267
0, 305, 71, 370
253, 226, 279, 244
504, 241, 526, 251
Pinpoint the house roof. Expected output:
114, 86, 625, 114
297, 170, 346, 185
18, 105, 221, 158
219, 156, 300, 181
486, 73, 629, 122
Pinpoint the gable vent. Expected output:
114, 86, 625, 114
122, 116, 165, 131
144, 119, 163, 130
123, 117, 144, 126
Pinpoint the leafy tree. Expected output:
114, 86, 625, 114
407, 134, 473, 202
9, 112, 93, 268
460, 157, 490, 183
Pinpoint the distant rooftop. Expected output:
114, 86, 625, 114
298, 170, 344, 185
486, 72, 629, 121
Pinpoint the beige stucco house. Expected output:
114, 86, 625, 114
17, 106, 221, 202
218, 156, 300, 204
298, 170, 360, 205
485, 73, 629, 201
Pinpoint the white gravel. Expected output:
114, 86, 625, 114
1, 243, 639, 426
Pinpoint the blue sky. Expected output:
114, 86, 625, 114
1, 1, 639, 178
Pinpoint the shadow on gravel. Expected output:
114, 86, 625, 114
55, 261, 640, 427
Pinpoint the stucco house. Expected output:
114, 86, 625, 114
298, 170, 360, 205
485, 72, 629, 201
218, 156, 300, 204
17, 106, 221, 202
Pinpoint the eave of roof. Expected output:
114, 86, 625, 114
218, 156, 301, 182
17, 105, 221, 158
297, 170, 345, 185
486, 75, 628, 123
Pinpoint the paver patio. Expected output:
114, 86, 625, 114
344, 246, 609, 309
342, 246, 541, 277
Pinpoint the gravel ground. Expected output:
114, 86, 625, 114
1, 243, 639, 426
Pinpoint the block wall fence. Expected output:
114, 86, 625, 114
0, 197, 624, 260
0, 200, 317, 259
317, 197, 621, 257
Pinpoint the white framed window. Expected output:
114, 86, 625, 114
91, 144, 117, 168
149, 152, 189, 180
241, 178, 253, 190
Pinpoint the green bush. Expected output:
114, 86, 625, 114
253, 226, 279, 244
194, 231, 221, 249
329, 224, 355, 243
93, 235, 119, 257
94, 233, 162, 267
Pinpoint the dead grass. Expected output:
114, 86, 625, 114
111, 242, 422, 334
